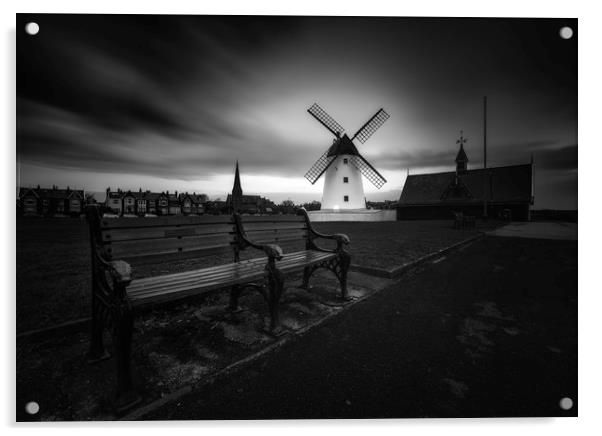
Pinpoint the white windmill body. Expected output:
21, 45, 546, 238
320, 141, 366, 210
304, 104, 390, 213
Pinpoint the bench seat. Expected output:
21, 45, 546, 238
127, 249, 337, 306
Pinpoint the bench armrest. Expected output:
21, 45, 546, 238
296, 208, 350, 252
262, 243, 284, 261
232, 214, 284, 261
309, 229, 350, 251
108, 260, 132, 287
92, 248, 133, 298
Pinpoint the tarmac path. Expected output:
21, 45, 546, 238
144, 234, 577, 419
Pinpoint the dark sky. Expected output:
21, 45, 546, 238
17, 15, 577, 208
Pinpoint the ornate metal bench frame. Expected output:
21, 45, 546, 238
85, 206, 350, 413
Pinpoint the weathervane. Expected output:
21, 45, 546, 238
456, 130, 468, 148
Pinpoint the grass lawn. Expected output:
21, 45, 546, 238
16, 217, 497, 333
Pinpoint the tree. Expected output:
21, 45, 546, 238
278, 199, 296, 215
85, 192, 96, 205
301, 200, 321, 211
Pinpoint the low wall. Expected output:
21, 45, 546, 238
308, 209, 397, 222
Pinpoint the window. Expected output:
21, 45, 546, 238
343, 177, 348, 183
343, 158, 348, 164
344, 195, 349, 202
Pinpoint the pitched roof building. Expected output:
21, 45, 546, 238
227, 161, 275, 214
18, 186, 85, 216
397, 139, 534, 221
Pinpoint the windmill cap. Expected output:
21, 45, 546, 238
327, 134, 360, 157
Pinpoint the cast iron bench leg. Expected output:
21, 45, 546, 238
301, 265, 312, 289
112, 301, 141, 414
338, 252, 352, 300
88, 293, 110, 362
266, 263, 285, 333
229, 284, 242, 312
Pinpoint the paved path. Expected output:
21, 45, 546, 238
144, 235, 577, 419
487, 221, 577, 240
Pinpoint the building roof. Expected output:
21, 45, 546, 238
179, 193, 206, 203
19, 187, 84, 200
455, 145, 468, 163
327, 134, 360, 157
227, 194, 262, 203
399, 163, 532, 205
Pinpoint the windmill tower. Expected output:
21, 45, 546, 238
304, 103, 390, 211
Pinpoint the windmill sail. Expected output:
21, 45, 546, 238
351, 108, 390, 144
350, 154, 387, 188
307, 103, 345, 137
304, 149, 336, 184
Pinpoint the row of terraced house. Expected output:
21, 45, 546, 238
104, 188, 208, 216
18, 186, 85, 217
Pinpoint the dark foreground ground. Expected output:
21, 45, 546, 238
144, 235, 577, 419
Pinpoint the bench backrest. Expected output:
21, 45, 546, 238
87, 207, 237, 261
237, 214, 310, 253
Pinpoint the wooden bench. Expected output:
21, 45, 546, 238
85, 206, 351, 412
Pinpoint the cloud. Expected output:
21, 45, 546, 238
16, 15, 577, 208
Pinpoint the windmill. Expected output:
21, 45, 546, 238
304, 103, 390, 210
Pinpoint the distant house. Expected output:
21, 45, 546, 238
145, 192, 159, 215
397, 142, 534, 221
122, 191, 137, 215
135, 190, 148, 214
18, 186, 85, 217
103, 188, 209, 216
168, 192, 181, 215
105, 188, 124, 215
156, 192, 169, 215
179, 192, 207, 215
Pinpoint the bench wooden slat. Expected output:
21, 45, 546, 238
100, 215, 233, 229
241, 222, 307, 231
127, 250, 335, 302
129, 260, 267, 293
128, 251, 324, 293
251, 237, 307, 246
103, 223, 235, 242
244, 229, 307, 241
129, 257, 336, 305
238, 215, 305, 223
124, 246, 234, 263
107, 234, 233, 259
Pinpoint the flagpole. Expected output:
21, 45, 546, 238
483, 96, 488, 219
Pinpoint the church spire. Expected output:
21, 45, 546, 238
232, 160, 242, 196
455, 130, 468, 173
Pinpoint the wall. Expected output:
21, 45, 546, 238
308, 209, 396, 222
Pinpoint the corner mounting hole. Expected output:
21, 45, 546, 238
559, 397, 573, 410
25, 22, 39, 35
25, 401, 39, 415
559, 26, 573, 40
